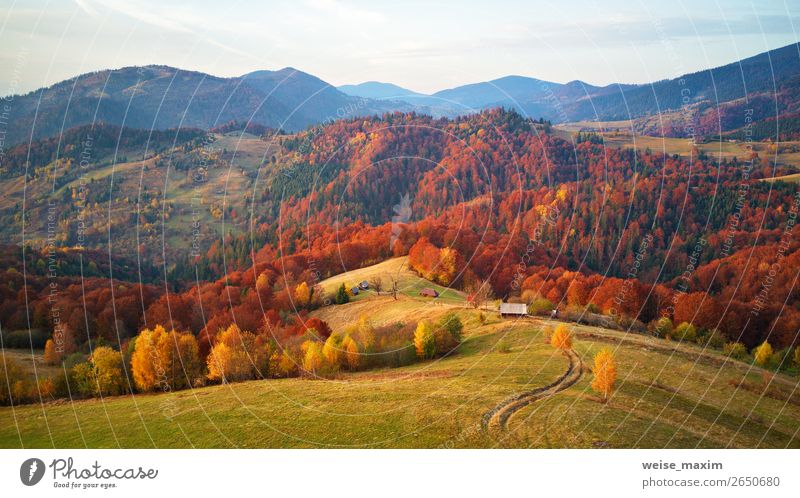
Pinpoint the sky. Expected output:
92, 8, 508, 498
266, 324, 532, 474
0, 0, 798, 96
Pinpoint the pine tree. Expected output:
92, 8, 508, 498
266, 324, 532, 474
334, 283, 350, 305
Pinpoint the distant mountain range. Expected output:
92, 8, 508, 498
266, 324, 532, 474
2, 65, 411, 146
3, 43, 799, 146
339, 43, 800, 129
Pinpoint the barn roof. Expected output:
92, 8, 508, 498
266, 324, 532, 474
500, 303, 527, 315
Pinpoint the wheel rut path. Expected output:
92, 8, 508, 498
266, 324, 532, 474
483, 349, 583, 432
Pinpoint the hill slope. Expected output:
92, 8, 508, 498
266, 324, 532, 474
1, 306, 797, 448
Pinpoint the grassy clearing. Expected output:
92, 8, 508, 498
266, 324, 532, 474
0, 349, 62, 383
317, 256, 466, 305
557, 120, 633, 133
760, 172, 800, 184
1, 303, 798, 449
554, 126, 800, 169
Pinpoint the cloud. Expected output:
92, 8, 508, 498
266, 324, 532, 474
73, 0, 99, 18
304, 0, 385, 24
72, 0, 268, 61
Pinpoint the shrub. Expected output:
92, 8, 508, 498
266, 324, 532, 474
674, 322, 697, 342
724, 342, 748, 360
753, 341, 774, 367
433, 313, 463, 354
38, 377, 56, 400
772, 349, 792, 371
794, 347, 800, 368
528, 298, 553, 316
542, 325, 553, 343
71, 362, 95, 397
437, 313, 463, 343
0, 358, 25, 405
63, 352, 87, 370
550, 324, 573, 350
2, 328, 48, 349
698, 328, 725, 349
496, 340, 512, 354
650, 317, 673, 338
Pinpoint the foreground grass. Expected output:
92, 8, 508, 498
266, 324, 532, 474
2, 311, 799, 448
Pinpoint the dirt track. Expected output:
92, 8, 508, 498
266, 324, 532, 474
483, 349, 583, 432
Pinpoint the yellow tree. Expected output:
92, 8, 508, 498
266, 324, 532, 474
414, 320, 435, 359
591, 348, 617, 402
206, 324, 257, 383
356, 315, 375, 352
437, 247, 458, 285
294, 282, 312, 307
91, 346, 126, 396
275, 350, 298, 377
156, 329, 201, 390
256, 272, 270, 291
43, 339, 61, 365
322, 333, 342, 366
550, 323, 573, 351
754, 341, 773, 367
131, 325, 167, 391
342, 335, 360, 370
302, 340, 324, 374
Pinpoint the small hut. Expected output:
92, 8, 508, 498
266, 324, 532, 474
419, 288, 439, 298
359, 280, 369, 290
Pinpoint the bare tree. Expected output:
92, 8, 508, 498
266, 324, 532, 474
369, 276, 383, 295
386, 273, 399, 300
467, 280, 494, 309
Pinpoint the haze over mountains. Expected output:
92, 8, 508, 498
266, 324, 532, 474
3, 43, 799, 146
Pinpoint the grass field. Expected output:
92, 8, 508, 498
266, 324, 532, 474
0, 349, 62, 383
2, 299, 799, 449
317, 256, 466, 305
760, 172, 800, 184
554, 124, 800, 170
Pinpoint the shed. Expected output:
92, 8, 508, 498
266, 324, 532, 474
419, 288, 439, 298
350, 287, 360, 295
500, 302, 527, 317
359, 280, 369, 290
